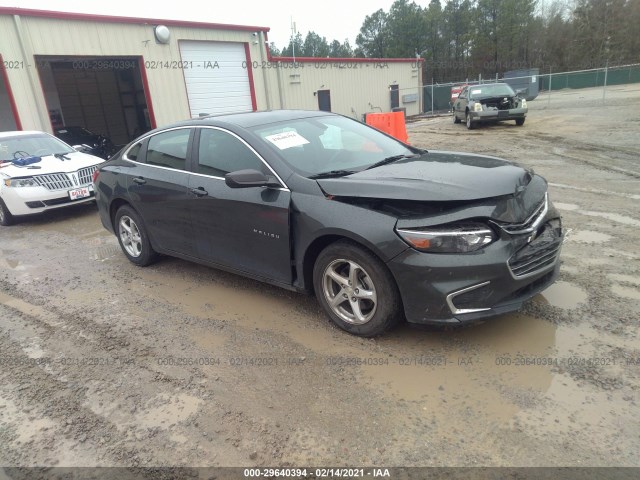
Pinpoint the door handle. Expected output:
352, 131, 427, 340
190, 187, 208, 197
133, 177, 146, 185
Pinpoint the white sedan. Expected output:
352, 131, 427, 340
0, 131, 104, 226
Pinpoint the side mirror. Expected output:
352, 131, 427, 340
225, 169, 280, 189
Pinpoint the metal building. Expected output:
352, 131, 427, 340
0, 8, 422, 143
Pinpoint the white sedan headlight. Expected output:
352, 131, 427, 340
521, 99, 527, 108
4, 177, 37, 187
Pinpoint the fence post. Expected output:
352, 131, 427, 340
547, 66, 552, 107
431, 78, 434, 114
602, 61, 608, 105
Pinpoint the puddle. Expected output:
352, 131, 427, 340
0, 395, 57, 443
0, 394, 101, 466
361, 313, 558, 422
566, 230, 612, 243
2, 258, 30, 270
133, 266, 340, 352
611, 285, 640, 301
137, 393, 201, 429
191, 328, 227, 351
0, 291, 58, 324
537, 281, 588, 309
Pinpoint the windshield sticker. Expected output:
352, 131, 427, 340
265, 131, 310, 150
471, 89, 481, 94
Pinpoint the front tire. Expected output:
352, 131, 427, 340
114, 205, 157, 266
515, 118, 525, 126
0, 198, 15, 226
466, 112, 474, 130
313, 240, 401, 337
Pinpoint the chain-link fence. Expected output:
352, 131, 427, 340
419, 63, 640, 114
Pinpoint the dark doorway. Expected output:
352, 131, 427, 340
0, 54, 20, 131
317, 90, 331, 112
390, 84, 400, 110
36, 56, 152, 146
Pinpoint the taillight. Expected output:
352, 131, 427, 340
92, 168, 100, 183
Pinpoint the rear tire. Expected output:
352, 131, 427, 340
313, 240, 401, 337
515, 118, 525, 126
0, 198, 15, 226
114, 205, 158, 266
453, 111, 461, 124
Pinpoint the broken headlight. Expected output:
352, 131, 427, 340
396, 223, 497, 253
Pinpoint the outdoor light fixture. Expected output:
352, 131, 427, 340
154, 25, 171, 44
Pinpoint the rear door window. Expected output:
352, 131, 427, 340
146, 129, 192, 170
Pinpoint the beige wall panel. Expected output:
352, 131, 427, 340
267, 61, 421, 118
1, 13, 422, 133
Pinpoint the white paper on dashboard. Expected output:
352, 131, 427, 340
265, 131, 310, 150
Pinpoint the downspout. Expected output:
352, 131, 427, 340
257, 31, 272, 110
275, 64, 284, 109
13, 14, 51, 131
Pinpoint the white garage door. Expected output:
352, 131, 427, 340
180, 41, 254, 118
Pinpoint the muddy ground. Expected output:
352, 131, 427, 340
1, 85, 639, 471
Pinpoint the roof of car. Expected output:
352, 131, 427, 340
0, 130, 50, 139
171, 109, 338, 129
468, 82, 510, 88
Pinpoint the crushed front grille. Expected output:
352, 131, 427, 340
508, 222, 562, 277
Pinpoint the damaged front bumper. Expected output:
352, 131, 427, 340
386, 203, 563, 325
469, 107, 527, 123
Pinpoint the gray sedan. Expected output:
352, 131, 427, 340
94, 110, 561, 337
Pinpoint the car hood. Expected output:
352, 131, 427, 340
316, 151, 532, 202
0, 152, 104, 178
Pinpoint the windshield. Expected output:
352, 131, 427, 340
251, 115, 413, 176
469, 84, 516, 99
0, 134, 75, 162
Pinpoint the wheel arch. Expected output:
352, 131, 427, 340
108, 199, 161, 251
300, 231, 398, 295
109, 197, 133, 230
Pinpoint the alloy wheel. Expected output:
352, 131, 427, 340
118, 215, 143, 257
322, 259, 378, 325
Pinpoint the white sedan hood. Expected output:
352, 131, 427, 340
0, 152, 104, 178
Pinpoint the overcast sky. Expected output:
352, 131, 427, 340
2, 0, 419, 49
